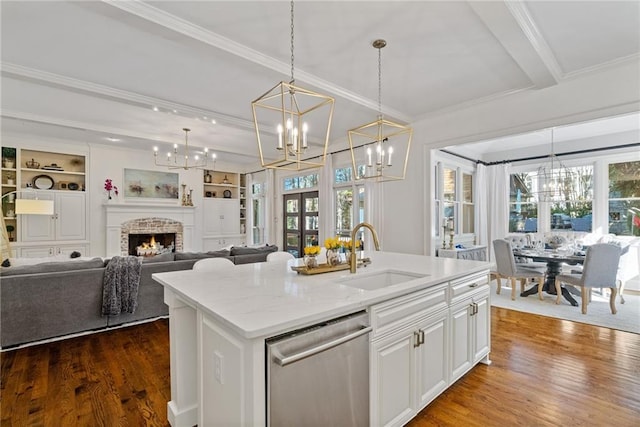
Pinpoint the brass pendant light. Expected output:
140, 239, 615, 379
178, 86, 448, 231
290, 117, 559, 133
251, 0, 335, 171
348, 39, 412, 182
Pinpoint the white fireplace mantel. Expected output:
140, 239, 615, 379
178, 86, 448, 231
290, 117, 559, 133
105, 203, 196, 257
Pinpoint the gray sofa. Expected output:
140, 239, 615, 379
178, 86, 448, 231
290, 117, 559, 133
0, 245, 278, 348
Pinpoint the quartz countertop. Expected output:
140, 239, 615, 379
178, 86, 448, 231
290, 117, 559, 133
152, 251, 489, 339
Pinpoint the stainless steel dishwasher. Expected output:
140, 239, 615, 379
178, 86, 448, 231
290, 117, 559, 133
266, 310, 371, 426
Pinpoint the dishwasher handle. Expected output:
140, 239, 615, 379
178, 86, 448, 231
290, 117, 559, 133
273, 326, 372, 367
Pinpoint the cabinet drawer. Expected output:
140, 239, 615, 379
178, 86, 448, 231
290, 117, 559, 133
371, 283, 448, 339
450, 271, 489, 304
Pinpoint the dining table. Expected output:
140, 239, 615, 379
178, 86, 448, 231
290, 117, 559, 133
513, 248, 586, 306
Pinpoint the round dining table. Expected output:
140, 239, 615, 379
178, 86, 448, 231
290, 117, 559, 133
513, 249, 585, 306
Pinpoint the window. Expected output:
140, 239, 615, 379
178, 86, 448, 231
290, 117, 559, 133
435, 161, 475, 237
549, 165, 593, 232
462, 172, 474, 234
609, 160, 640, 236
283, 173, 318, 191
509, 164, 593, 233
509, 172, 538, 232
334, 166, 365, 239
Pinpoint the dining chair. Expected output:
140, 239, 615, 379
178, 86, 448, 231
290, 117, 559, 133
266, 251, 295, 262
493, 239, 547, 301
554, 243, 622, 314
192, 257, 235, 271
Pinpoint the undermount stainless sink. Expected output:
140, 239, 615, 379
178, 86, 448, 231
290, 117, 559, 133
338, 270, 428, 291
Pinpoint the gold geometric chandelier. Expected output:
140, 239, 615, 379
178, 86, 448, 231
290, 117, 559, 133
348, 39, 412, 182
251, 0, 334, 171
153, 128, 215, 170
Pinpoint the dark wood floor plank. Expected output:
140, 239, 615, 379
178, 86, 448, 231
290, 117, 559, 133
2, 309, 640, 426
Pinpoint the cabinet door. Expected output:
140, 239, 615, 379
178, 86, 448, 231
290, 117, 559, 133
219, 199, 239, 234
450, 301, 472, 382
203, 199, 222, 235
56, 192, 85, 240
56, 244, 89, 257
415, 311, 449, 410
20, 192, 55, 242
19, 246, 55, 258
203, 199, 239, 235
472, 292, 490, 363
371, 330, 415, 427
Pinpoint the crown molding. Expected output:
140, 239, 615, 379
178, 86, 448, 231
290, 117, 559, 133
1, 62, 254, 131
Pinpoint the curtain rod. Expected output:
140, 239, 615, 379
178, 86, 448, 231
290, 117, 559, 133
249, 141, 640, 174
441, 142, 640, 166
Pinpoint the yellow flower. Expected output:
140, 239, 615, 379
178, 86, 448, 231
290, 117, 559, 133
344, 239, 361, 250
304, 246, 320, 256
324, 237, 342, 250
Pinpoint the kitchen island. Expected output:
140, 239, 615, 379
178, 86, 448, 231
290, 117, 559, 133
153, 251, 490, 426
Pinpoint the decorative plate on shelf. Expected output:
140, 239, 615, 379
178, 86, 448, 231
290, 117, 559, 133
33, 174, 54, 190
42, 163, 64, 171
223, 189, 232, 198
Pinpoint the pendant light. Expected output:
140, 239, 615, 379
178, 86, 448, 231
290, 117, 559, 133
251, 0, 335, 171
348, 39, 412, 182
153, 128, 216, 170
534, 128, 574, 202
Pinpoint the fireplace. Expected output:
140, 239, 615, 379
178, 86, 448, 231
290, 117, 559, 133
120, 217, 184, 256
105, 204, 195, 257
129, 233, 176, 256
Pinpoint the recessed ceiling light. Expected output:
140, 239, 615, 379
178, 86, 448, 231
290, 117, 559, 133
172, 109, 178, 114
152, 106, 159, 112
105, 137, 121, 142
211, 119, 216, 124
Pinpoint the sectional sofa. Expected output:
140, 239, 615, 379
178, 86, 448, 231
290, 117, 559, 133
0, 245, 278, 349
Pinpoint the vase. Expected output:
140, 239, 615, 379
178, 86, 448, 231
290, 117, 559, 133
326, 249, 340, 266
304, 255, 318, 269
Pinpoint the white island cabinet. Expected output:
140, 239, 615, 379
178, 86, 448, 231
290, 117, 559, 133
153, 252, 490, 427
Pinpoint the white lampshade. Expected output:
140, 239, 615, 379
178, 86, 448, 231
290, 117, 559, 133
15, 199, 54, 215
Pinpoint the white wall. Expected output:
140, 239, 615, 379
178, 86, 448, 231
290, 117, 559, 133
382, 61, 639, 257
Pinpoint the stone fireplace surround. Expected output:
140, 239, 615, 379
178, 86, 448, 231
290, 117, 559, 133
105, 203, 195, 257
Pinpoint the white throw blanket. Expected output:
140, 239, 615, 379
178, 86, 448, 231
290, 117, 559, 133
102, 256, 142, 316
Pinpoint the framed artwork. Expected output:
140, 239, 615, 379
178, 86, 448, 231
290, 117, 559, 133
123, 169, 179, 199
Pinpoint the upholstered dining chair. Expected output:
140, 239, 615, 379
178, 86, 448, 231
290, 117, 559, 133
493, 239, 547, 301
192, 257, 235, 271
266, 251, 295, 262
554, 243, 622, 314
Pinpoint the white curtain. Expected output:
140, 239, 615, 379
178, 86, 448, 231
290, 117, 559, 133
475, 164, 488, 248
319, 155, 334, 244
245, 173, 253, 243
265, 168, 276, 245
485, 163, 511, 261
365, 180, 384, 250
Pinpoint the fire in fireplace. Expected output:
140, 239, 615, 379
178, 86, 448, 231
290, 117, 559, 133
128, 233, 176, 257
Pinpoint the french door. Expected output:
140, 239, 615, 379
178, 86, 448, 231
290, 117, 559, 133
283, 191, 319, 257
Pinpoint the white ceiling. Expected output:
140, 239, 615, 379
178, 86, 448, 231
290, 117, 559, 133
1, 1, 639, 168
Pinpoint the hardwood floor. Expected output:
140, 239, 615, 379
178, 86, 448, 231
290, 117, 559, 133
2, 308, 639, 426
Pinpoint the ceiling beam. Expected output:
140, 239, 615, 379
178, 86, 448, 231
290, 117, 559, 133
469, 0, 561, 89
101, 0, 413, 123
